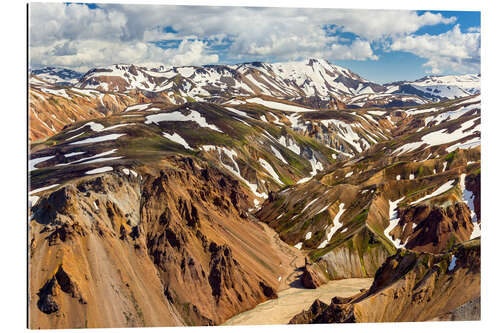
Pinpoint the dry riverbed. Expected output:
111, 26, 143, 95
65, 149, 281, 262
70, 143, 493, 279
223, 278, 373, 326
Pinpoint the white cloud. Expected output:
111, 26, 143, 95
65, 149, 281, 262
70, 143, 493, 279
29, 3, 469, 73
30, 39, 218, 70
320, 10, 456, 41
29, 3, 127, 46
165, 40, 219, 66
391, 25, 480, 74
330, 39, 378, 61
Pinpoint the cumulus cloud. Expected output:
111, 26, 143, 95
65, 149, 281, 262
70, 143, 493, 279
391, 25, 480, 74
29, 3, 127, 46
165, 40, 219, 66
28, 3, 473, 74
330, 39, 378, 61
30, 39, 218, 71
320, 10, 456, 41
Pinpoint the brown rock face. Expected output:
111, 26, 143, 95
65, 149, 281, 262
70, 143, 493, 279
301, 260, 328, 289
288, 299, 329, 324
467, 172, 481, 221
318, 241, 389, 279
289, 240, 480, 324
395, 202, 474, 253
29, 157, 286, 329
37, 265, 86, 315
141, 158, 279, 325
28, 85, 144, 141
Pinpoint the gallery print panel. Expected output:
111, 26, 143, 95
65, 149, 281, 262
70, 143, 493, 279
28, 2, 480, 329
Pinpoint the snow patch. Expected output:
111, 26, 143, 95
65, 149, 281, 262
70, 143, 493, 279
85, 166, 113, 175
460, 173, 480, 239
163, 132, 193, 150
225, 107, 251, 119
29, 183, 60, 195
302, 197, 319, 213
384, 197, 405, 248
297, 154, 323, 184
278, 136, 300, 155
124, 103, 151, 112
448, 255, 457, 271
64, 151, 85, 158
29, 155, 55, 171
145, 110, 222, 133
247, 97, 313, 112
258, 158, 284, 185
316, 204, 331, 215
271, 146, 288, 165
69, 133, 126, 145
410, 180, 455, 205
201, 145, 217, 152
318, 203, 346, 249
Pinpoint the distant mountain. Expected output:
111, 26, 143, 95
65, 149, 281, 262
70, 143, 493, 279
385, 74, 480, 101
31, 61, 479, 112
30, 62, 481, 108
27, 64, 481, 142
30, 67, 83, 86
74, 59, 385, 104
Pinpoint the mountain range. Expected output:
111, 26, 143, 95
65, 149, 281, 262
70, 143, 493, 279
28, 58, 481, 328
30, 58, 480, 105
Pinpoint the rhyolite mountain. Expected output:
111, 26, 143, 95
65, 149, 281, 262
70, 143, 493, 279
29, 60, 480, 137
30, 67, 83, 86
28, 60, 480, 142
385, 74, 480, 101
28, 59, 479, 141
28, 58, 481, 328
290, 239, 480, 323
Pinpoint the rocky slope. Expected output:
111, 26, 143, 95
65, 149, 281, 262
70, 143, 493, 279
29, 157, 292, 328
29, 61, 479, 141
29, 76, 146, 141
289, 239, 480, 323
28, 99, 339, 328
257, 95, 480, 280
28, 59, 481, 328
386, 74, 480, 101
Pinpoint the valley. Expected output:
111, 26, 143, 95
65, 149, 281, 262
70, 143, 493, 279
28, 58, 481, 328
223, 278, 373, 326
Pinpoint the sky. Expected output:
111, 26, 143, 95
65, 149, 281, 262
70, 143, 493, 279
28, 3, 480, 83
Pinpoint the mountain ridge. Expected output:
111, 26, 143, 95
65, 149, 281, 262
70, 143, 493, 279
30, 59, 480, 105
28, 55, 481, 328
31, 60, 479, 91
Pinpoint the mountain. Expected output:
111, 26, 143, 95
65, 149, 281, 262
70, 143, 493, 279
256, 95, 480, 280
385, 74, 480, 101
30, 67, 83, 86
29, 61, 480, 143
28, 58, 481, 328
289, 239, 480, 323
29, 58, 464, 141
75, 59, 384, 103
28, 100, 339, 328
28, 76, 147, 141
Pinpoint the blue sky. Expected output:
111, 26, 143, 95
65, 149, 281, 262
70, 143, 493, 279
30, 3, 480, 83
